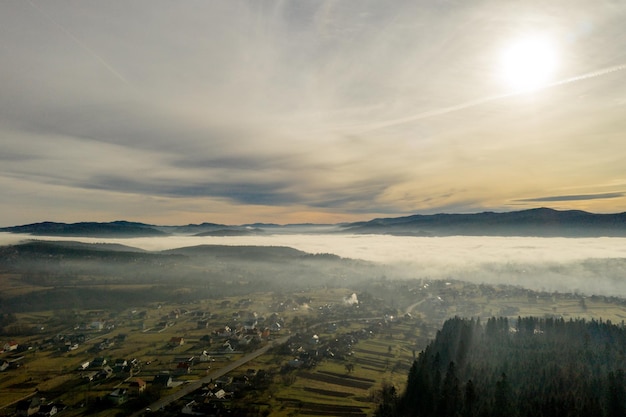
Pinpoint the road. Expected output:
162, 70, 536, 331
404, 298, 426, 316
131, 334, 290, 416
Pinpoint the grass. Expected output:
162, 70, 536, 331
265, 319, 418, 417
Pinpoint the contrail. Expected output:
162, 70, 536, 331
363, 63, 626, 132
26, 0, 130, 85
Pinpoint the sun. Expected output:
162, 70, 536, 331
499, 36, 558, 93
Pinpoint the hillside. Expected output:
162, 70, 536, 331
0, 241, 371, 312
343, 207, 626, 237
379, 316, 626, 417
0, 221, 167, 237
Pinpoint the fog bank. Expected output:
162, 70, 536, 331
2, 232, 626, 296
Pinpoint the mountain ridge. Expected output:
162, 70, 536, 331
342, 207, 626, 237
2, 208, 626, 238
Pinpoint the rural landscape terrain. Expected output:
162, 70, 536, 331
4, 1, 626, 416
2, 209, 626, 416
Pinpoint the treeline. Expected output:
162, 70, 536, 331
377, 316, 626, 417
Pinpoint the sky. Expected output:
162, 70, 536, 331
2, 0, 626, 226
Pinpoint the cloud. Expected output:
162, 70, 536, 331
2, 0, 626, 224
517, 193, 625, 202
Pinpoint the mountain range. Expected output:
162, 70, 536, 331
1, 208, 626, 238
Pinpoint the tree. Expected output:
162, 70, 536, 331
345, 363, 355, 374
375, 382, 398, 417
463, 379, 477, 417
494, 373, 513, 417
606, 370, 626, 417
439, 362, 461, 417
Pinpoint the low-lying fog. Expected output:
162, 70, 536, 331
2, 232, 626, 296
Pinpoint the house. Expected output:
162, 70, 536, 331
175, 362, 192, 375
214, 326, 232, 338
181, 400, 201, 416
152, 373, 173, 387
81, 371, 99, 381
107, 388, 127, 405
37, 404, 58, 416
211, 389, 227, 399
98, 365, 113, 379
169, 337, 184, 347
215, 376, 232, 386
15, 397, 41, 416
98, 338, 115, 350
91, 357, 107, 367
3, 340, 18, 352
287, 358, 304, 368
219, 341, 235, 353
243, 319, 257, 331
89, 321, 104, 331
114, 359, 128, 369
128, 378, 147, 396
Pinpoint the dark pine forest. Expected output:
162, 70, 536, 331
378, 316, 626, 417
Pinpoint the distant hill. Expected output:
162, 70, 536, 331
342, 208, 626, 237
154, 222, 228, 235
193, 228, 265, 237
0, 221, 167, 237
161, 244, 308, 261
3, 208, 626, 238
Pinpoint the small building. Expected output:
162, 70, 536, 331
107, 388, 127, 405
175, 362, 192, 375
99, 365, 113, 379
89, 321, 104, 331
91, 357, 107, 368
3, 341, 18, 352
38, 404, 58, 417
81, 371, 99, 381
153, 373, 173, 387
128, 378, 147, 395
287, 358, 304, 368
15, 397, 41, 416
169, 337, 184, 347
113, 359, 128, 369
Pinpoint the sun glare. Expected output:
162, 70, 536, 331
500, 36, 558, 93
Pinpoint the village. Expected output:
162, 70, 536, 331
4, 278, 626, 417
0, 286, 415, 416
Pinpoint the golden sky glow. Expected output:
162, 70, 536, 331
1, 0, 626, 226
